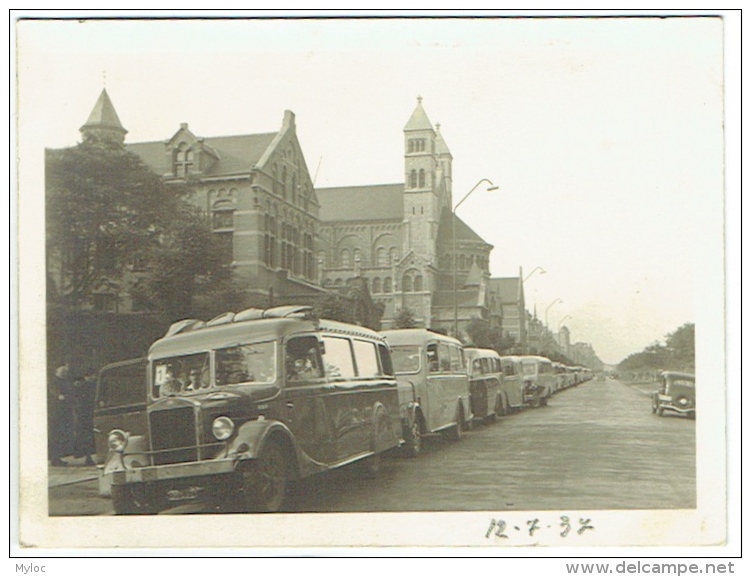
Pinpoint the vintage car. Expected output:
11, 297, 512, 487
464, 347, 505, 421
103, 305, 402, 514
499, 355, 525, 411
381, 328, 472, 454
652, 371, 695, 419
519, 355, 555, 407
93, 357, 147, 496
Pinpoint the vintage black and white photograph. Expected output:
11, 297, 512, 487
14, 13, 733, 552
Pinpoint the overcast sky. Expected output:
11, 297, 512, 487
17, 15, 726, 365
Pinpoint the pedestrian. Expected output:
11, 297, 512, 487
49, 363, 75, 466
73, 369, 97, 466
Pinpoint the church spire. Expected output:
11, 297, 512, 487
80, 88, 127, 145
403, 95, 435, 132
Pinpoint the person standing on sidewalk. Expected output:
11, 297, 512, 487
73, 369, 97, 466
49, 363, 75, 466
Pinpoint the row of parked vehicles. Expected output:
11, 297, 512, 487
92, 306, 593, 515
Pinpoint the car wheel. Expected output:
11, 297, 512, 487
401, 417, 422, 458
240, 438, 290, 513
443, 404, 464, 441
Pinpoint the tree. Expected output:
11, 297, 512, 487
394, 308, 418, 329
46, 140, 180, 306
465, 318, 518, 355
137, 206, 231, 320
617, 323, 695, 373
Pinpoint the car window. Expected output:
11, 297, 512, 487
322, 336, 356, 380
391, 345, 420, 374
438, 343, 452, 372
449, 345, 462, 373
285, 335, 324, 384
98, 361, 146, 409
426, 343, 440, 373
215, 342, 276, 387
153, 352, 211, 397
378, 343, 395, 376
353, 339, 381, 378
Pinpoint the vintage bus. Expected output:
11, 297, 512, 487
499, 355, 525, 411
381, 329, 472, 452
464, 347, 505, 422
519, 355, 555, 407
103, 306, 402, 514
93, 357, 147, 496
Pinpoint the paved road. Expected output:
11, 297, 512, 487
48, 378, 695, 515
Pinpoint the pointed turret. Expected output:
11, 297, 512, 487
80, 89, 127, 145
403, 96, 435, 132
463, 259, 484, 287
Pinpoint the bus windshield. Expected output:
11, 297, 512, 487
390, 345, 421, 374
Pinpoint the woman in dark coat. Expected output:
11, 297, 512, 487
49, 363, 76, 466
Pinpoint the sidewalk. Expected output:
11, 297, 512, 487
48, 456, 99, 488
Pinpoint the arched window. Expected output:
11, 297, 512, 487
334, 278, 343, 286
353, 248, 362, 264
418, 169, 425, 188
383, 277, 392, 293
372, 278, 381, 294
376, 247, 387, 266
402, 273, 413, 293
341, 249, 350, 268
414, 275, 423, 292
410, 170, 417, 189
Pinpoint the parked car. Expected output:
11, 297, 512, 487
93, 357, 147, 496
103, 305, 402, 514
519, 355, 555, 407
652, 371, 695, 419
464, 348, 505, 421
499, 355, 525, 411
382, 328, 472, 452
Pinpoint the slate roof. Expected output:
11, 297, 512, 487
404, 100, 434, 132
437, 210, 492, 245
81, 89, 126, 134
316, 183, 405, 222
432, 289, 484, 308
126, 133, 277, 177
489, 277, 522, 303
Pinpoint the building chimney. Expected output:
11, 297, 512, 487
283, 110, 296, 129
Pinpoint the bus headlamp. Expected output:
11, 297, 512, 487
108, 429, 128, 452
212, 416, 235, 441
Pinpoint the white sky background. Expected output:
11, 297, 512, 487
18, 16, 725, 365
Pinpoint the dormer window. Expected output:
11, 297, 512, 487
174, 143, 193, 177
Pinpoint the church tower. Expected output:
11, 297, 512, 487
80, 89, 128, 146
403, 97, 444, 263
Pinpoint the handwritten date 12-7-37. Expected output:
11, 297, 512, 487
486, 516, 594, 540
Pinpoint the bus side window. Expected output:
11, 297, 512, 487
352, 339, 381, 378
321, 336, 356, 381
378, 343, 394, 376
427, 343, 440, 373
438, 343, 451, 372
448, 345, 462, 373
285, 335, 323, 384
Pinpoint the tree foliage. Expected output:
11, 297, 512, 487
46, 140, 229, 318
618, 323, 695, 373
465, 318, 518, 355
46, 140, 179, 306
394, 308, 418, 329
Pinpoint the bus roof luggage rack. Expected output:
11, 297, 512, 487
262, 305, 314, 319
234, 308, 265, 322
164, 319, 206, 337
206, 312, 236, 327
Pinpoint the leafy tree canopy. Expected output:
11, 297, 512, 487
618, 323, 695, 373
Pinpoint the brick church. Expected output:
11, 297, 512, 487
62, 89, 520, 338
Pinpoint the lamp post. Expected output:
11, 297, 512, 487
544, 298, 563, 330
452, 178, 498, 338
523, 266, 546, 283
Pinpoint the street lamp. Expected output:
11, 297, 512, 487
544, 298, 563, 329
452, 178, 499, 337
523, 266, 546, 283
